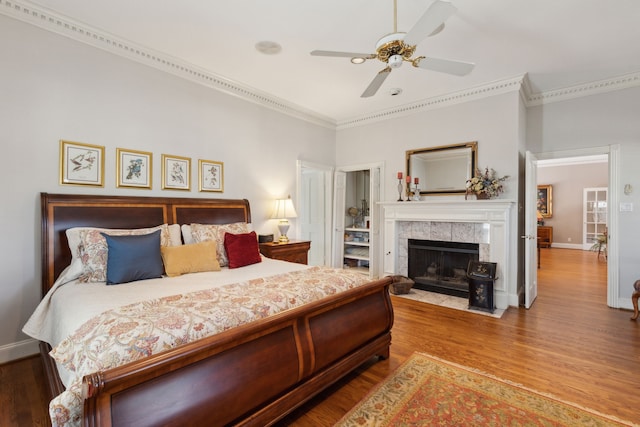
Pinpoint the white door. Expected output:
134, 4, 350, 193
332, 171, 347, 268
300, 169, 326, 265
524, 151, 538, 308
369, 167, 380, 278
297, 161, 333, 266
583, 187, 608, 250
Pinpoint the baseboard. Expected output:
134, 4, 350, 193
0, 338, 39, 364
617, 297, 634, 311
550, 242, 585, 250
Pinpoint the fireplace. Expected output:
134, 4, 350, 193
380, 199, 516, 310
408, 239, 479, 298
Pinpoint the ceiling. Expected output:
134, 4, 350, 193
21, 0, 640, 123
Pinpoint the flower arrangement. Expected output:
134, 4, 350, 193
465, 167, 509, 199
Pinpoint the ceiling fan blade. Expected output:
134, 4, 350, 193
310, 50, 375, 58
361, 67, 392, 98
404, 1, 457, 46
414, 56, 474, 76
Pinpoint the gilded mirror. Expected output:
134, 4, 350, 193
406, 142, 477, 195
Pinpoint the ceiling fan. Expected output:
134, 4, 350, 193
310, 0, 474, 98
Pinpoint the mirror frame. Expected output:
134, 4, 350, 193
406, 141, 478, 196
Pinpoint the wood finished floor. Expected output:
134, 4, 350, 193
281, 248, 639, 425
1, 248, 638, 426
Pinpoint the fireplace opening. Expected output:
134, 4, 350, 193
408, 239, 479, 298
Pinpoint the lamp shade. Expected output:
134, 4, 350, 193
271, 197, 298, 219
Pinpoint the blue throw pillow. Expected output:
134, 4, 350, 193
100, 230, 164, 285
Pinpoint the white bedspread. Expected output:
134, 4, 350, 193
23, 256, 307, 386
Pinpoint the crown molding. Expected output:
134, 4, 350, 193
0, 0, 337, 129
523, 71, 640, 107
336, 75, 526, 130
3, 0, 639, 130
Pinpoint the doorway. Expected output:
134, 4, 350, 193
332, 162, 383, 278
527, 146, 620, 308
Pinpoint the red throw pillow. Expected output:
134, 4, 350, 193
224, 231, 262, 269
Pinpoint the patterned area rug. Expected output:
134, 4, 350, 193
336, 353, 636, 427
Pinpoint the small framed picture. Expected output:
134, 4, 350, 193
537, 184, 553, 218
59, 140, 105, 187
116, 148, 152, 189
198, 159, 224, 192
162, 154, 191, 191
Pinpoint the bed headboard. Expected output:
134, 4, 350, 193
40, 193, 252, 296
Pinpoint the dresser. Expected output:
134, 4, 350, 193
537, 226, 553, 248
259, 240, 311, 265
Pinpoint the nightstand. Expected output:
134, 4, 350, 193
259, 240, 311, 265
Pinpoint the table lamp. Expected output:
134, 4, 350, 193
271, 196, 298, 243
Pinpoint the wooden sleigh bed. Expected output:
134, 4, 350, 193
37, 193, 394, 427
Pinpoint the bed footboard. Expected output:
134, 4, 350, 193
79, 277, 393, 427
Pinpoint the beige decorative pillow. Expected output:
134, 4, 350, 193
160, 241, 221, 277
74, 224, 172, 283
190, 222, 249, 267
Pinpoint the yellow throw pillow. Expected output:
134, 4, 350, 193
160, 241, 221, 277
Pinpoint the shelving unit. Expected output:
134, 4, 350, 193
343, 227, 370, 274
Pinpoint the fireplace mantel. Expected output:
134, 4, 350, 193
379, 200, 517, 309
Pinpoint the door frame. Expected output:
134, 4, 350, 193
528, 145, 619, 308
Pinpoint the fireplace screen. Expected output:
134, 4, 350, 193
408, 239, 479, 298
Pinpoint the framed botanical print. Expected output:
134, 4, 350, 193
198, 159, 224, 192
537, 184, 553, 218
116, 148, 152, 189
161, 154, 191, 191
59, 140, 105, 187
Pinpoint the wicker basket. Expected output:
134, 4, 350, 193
389, 275, 414, 295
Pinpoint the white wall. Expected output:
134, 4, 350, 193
537, 163, 608, 245
527, 88, 640, 302
336, 91, 523, 305
336, 92, 522, 201
0, 15, 336, 361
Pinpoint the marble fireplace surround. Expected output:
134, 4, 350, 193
380, 200, 516, 310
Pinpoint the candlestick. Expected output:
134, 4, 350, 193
397, 178, 404, 202
413, 183, 420, 201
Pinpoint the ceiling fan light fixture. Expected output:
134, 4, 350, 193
350, 57, 366, 64
388, 54, 403, 69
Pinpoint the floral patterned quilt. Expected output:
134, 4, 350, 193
47, 266, 370, 427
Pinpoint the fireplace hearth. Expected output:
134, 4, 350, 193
408, 239, 479, 298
